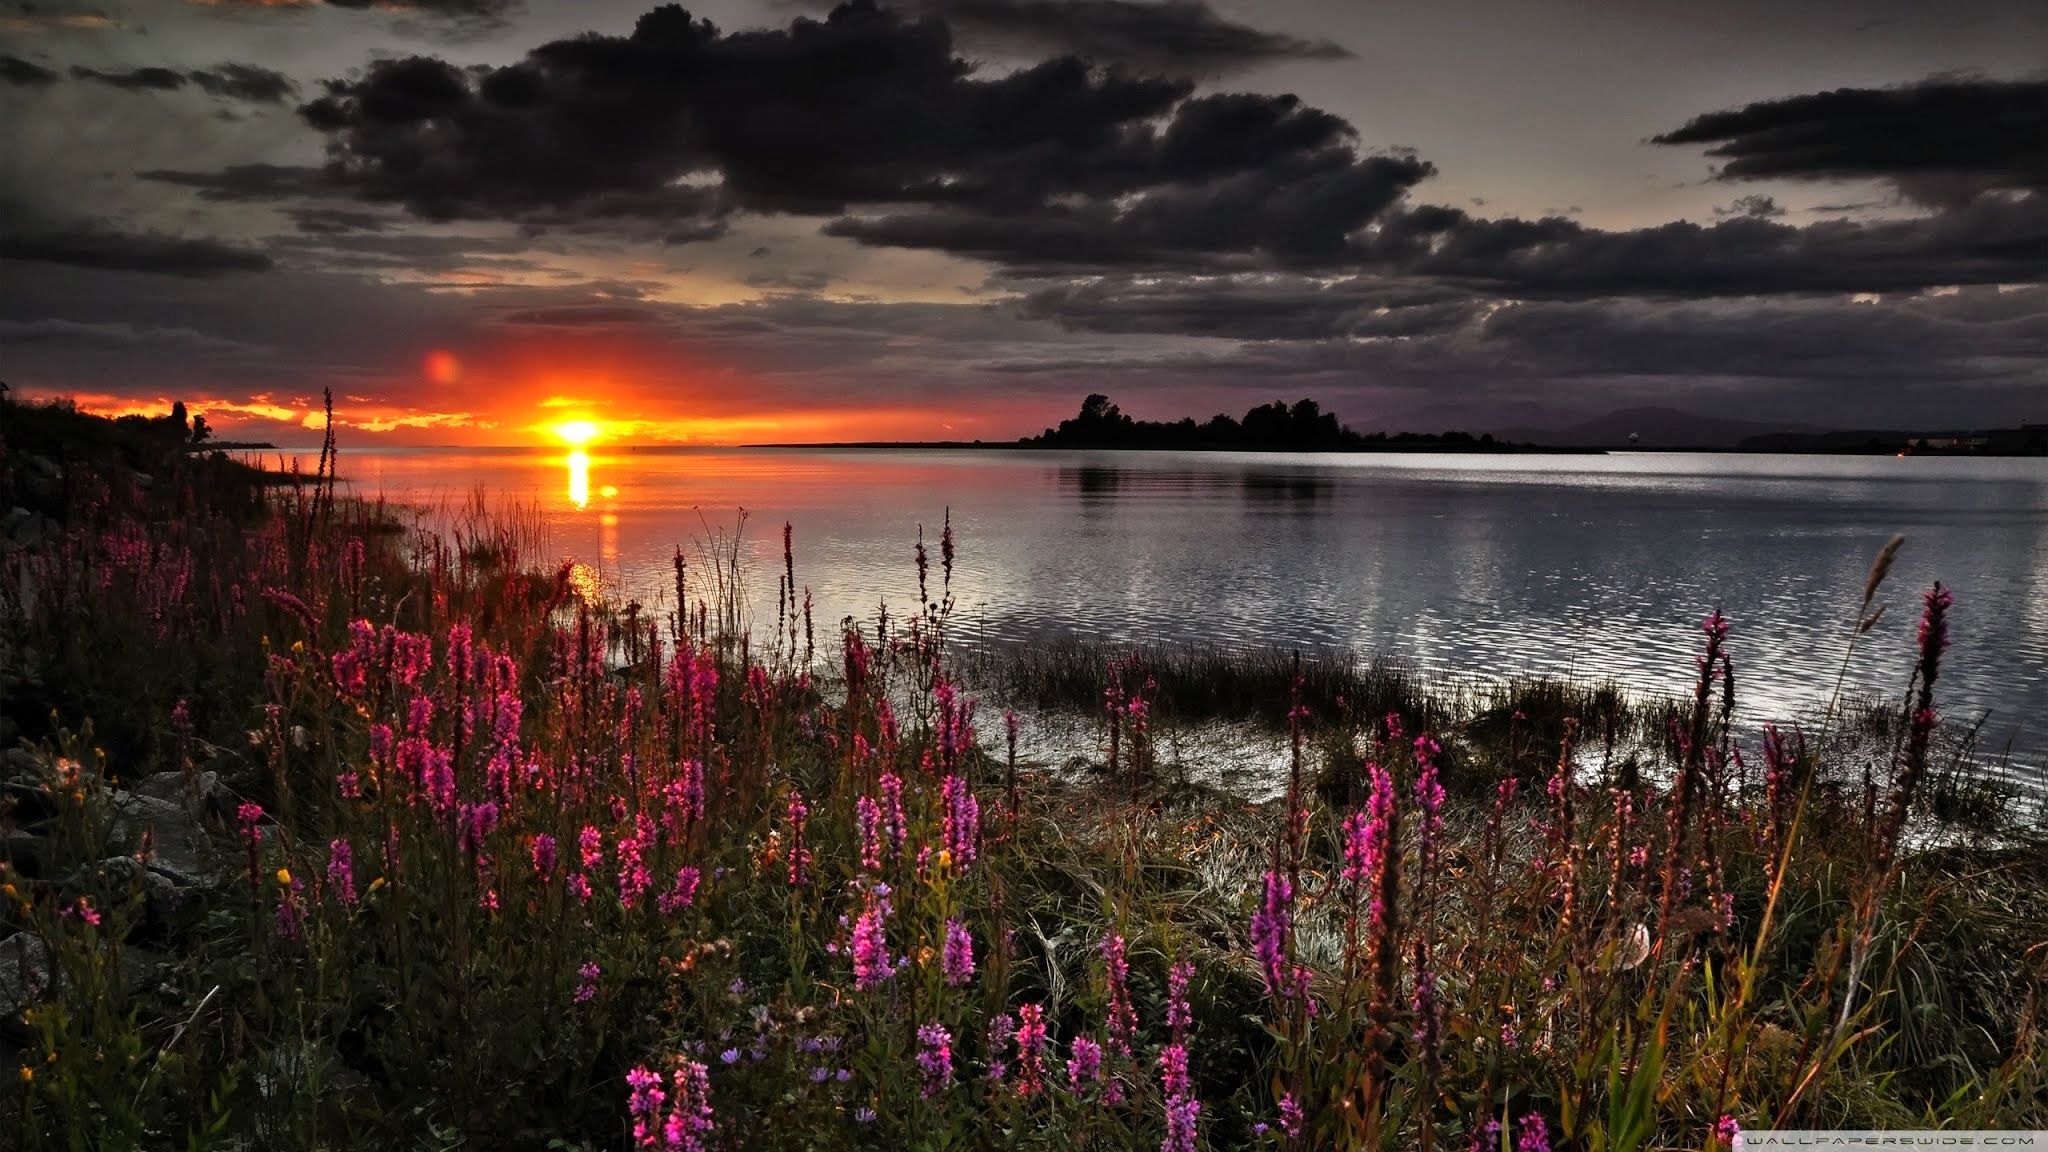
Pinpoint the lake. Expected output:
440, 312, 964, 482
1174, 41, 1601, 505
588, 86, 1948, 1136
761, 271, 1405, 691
337, 445, 2048, 774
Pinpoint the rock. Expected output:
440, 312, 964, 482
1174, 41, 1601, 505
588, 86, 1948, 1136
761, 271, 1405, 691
3, 514, 41, 548
61, 857, 187, 931
131, 769, 224, 813
0, 933, 162, 1023
0, 933, 53, 1019
2, 830, 48, 880
109, 792, 226, 889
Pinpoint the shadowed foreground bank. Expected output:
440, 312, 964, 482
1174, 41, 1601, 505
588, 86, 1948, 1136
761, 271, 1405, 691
1, 398, 2042, 1150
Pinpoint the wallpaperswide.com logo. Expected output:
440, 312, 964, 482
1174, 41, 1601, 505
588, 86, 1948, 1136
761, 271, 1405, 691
1739, 1135, 2048, 1148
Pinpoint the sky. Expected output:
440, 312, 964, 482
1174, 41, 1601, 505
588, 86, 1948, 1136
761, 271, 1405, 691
1, 0, 2043, 445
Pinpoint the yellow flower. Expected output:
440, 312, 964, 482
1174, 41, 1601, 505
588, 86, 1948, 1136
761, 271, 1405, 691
368, 877, 387, 894
17, 1066, 31, 1084
936, 849, 953, 871
291, 640, 304, 653
275, 868, 292, 886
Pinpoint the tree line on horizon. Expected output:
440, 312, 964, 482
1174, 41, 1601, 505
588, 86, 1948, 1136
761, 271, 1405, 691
1022, 393, 1507, 451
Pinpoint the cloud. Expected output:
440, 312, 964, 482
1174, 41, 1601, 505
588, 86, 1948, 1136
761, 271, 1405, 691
0, 318, 269, 357
188, 63, 296, 102
285, 1, 1416, 269
62, 61, 298, 100
0, 54, 60, 86
2, 217, 275, 276
1715, 194, 1784, 218
1346, 189, 2048, 300
186, 0, 522, 25
869, 0, 1350, 74
494, 304, 661, 327
71, 64, 189, 90
1651, 75, 2048, 205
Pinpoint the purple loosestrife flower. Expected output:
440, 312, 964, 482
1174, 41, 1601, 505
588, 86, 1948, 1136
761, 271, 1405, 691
879, 771, 908, 857
327, 838, 358, 907
1166, 960, 1194, 1043
986, 1013, 1016, 1082
626, 1066, 666, 1149
1516, 1114, 1550, 1152
459, 801, 500, 858
237, 801, 264, 890
850, 889, 893, 990
531, 832, 557, 879
659, 866, 701, 916
574, 961, 600, 1004
1163, 1095, 1201, 1152
1103, 934, 1138, 1057
1158, 1042, 1191, 1102
617, 824, 652, 910
1468, 1118, 1501, 1152
786, 790, 812, 888
1278, 1092, 1304, 1142
1250, 870, 1305, 1003
1714, 1116, 1741, 1148
940, 774, 979, 867
578, 824, 604, 871
942, 919, 975, 986
1014, 1003, 1048, 1097
1159, 1044, 1200, 1152
664, 1059, 714, 1152
916, 1021, 954, 1097
1067, 1036, 1103, 1090
855, 795, 883, 872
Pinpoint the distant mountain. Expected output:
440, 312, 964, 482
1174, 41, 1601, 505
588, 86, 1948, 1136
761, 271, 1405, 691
1494, 406, 1827, 449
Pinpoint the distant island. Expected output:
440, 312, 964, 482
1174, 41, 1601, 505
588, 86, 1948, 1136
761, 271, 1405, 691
1017, 394, 1573, 453
1737, 425, 2048, 456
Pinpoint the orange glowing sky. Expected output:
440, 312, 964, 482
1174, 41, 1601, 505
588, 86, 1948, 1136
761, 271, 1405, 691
31, 340, 1044, 448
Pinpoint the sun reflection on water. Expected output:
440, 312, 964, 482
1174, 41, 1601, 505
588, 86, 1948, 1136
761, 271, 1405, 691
566, 450, 590, 509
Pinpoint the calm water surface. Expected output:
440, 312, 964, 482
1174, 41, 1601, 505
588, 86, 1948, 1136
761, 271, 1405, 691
339, 446, 2048, 770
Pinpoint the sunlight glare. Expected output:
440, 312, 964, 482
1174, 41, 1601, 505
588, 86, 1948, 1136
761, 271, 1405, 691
566, 449, 590, 509
553, 419, 601, 447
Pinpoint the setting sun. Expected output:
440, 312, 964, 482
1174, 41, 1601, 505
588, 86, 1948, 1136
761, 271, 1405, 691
552, 419, 601, 446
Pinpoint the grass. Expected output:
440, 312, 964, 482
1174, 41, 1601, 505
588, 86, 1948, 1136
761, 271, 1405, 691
0, 395, 2043, 1150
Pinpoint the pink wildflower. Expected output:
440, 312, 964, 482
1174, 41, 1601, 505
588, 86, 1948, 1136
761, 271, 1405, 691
1067, 1035, 1102, 1090
1014, 1003, 1047, 1097
942, 918, 975, 986
916, 1022, 953, 1096
327, 838, 358, 906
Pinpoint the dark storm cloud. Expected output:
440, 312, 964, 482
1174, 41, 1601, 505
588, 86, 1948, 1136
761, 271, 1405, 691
1650, 75, 2048, 204
1019, 274, 1476, 340
3, 218, 274, 276
1359, 190, 2048, 300
142, 163, 334, 201
878, 0, 1350, 74
1, 54, 59, 86
188, 63, 297, 103
71, 64, 189, 90
63, 61, 296, 101
285, 206, 392, 233
0, 318, 269, 357
494, 304, 662, 327
286, 1, 1417, 267
191, 0, 522, 24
